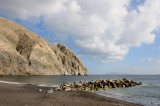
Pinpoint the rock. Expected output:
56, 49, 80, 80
76, 87, 83, 90
130, 83, 134, 87
38, 89, 42, 92
104, 85, 108, 89
135, 82, 139, 85
80, 80, 83, 83
88, 84, 91, 88
55, 87, 61, 91
99, 83, 103, 88
60, 78, 141, 91
89, 80, 94, 84
122, 85, 125, 88
46, 89, 53, 93
131, 80, 136, 84
75, 82, 82, 88
63, 83, 70, 87
112, 83, 117, 88
108, 79, 113, 82
123, 78, 131, 83
115, 80, 120, 83
108, 85, 112, 88
138, 82, 143, 85
123, 78, 127, 81
69, 82, 75, 88
124, 83, 130, 87
84, 87, 90, 91
95, 80, 100, 84
64, 87, 72, 91
117, 84, 122, 88
96, 79, 103, 83
95, 81, 99, 87
70, 82, 75, 86
0, 17, 88, 75
95, 85, 98, 90
91, 84, 94, 89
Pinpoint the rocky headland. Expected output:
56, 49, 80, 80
0, 17, 88, 75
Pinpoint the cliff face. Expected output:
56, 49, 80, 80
0, 17, 88, 75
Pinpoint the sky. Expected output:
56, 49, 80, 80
0, 0, 160, 75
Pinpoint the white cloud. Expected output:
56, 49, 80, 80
157, 59, 160, 63
0, 0, 160, 63
141, 58, 152, 63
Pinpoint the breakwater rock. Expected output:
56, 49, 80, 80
58, 78, 142, 91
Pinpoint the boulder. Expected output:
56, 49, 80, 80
112, 83, 117, 88
38, 89, 42, 92
84, 87, 90, 91
122, 78, 127, 81
104, 85, 108, 89
89, 80, 94, 84
138, 82, 143, 85
95, 85, 98, 90
108, 79, 113, 82
63, 83, 70, 87
108, 85, 113, 88
130, 83, 134, 87
117, 84, 122, 88
55, 87, 61, 91
122, 85, 125, 88
76, 87, 83, 90
124, 83, 130, 87
75, 82, 83, 88
46, 89, 53, 93
99, 83, 103, 88
64, 87, 72, 91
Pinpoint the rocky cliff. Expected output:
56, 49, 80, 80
0, 17, 88, 75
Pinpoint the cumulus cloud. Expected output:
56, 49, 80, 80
141, 58, 152, 63
0, 0, 160, 62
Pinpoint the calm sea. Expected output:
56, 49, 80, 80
0, 75, 160, 106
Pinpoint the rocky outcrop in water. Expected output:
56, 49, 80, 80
0, 17, 88, 75
58, 78, 142, 91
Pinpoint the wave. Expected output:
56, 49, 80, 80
0, 80, 59, 87
141, 83, 160, 87
95, 87, 160, 106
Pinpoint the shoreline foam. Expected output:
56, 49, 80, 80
0, 80, 59, 87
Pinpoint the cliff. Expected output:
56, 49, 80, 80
0, 17, 88, 75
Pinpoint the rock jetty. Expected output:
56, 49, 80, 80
58, 78, 142, 91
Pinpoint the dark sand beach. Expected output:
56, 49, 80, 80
0, 83, 143, 106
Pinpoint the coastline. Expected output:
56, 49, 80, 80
0, 82, 142, 106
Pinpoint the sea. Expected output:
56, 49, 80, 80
0, 75, 159, 106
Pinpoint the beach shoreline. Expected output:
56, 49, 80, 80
0, 82, 143, 106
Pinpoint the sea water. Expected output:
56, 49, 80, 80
0, 75, 160, 106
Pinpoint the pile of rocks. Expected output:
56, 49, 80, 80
59, 78, 142, 91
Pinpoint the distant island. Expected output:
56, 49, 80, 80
105, 72, 131, 75
0, 17, 88, 75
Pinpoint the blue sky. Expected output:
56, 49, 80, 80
0, 0, 160, 75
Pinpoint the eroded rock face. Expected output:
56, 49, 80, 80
0, 17, 88, 75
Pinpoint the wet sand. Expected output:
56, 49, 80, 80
0, 83, 142, 106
